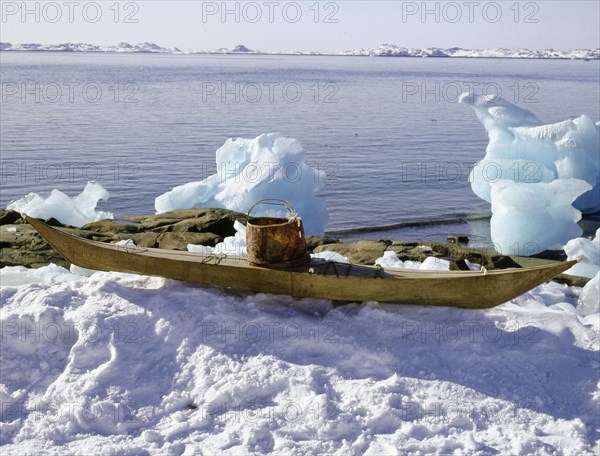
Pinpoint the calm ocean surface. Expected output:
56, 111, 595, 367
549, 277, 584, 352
1, 52, 599, 241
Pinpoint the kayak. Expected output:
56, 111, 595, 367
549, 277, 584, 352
26, 216, 577, 308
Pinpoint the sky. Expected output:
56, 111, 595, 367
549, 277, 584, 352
1, 1, 599, 52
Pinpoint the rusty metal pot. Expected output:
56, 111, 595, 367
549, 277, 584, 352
246, 199, 310, 268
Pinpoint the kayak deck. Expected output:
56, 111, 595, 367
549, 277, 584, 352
25, 216, 578, 308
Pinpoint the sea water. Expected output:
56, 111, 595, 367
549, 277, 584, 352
1, 52, 598, 242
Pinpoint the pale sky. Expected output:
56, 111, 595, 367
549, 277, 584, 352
1, 1, 599, 52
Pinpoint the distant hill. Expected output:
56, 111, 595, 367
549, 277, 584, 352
1, 41, 598, 60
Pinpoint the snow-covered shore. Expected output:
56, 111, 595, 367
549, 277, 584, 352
0, 265, 599, 455
1, 41, 598, 60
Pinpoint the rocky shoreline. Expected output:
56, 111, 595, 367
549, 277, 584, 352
0, 209, 588, 287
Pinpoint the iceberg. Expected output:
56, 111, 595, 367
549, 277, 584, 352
490, 179, 590, 254
564, 228, 600, 278
7, 181, 113, 227
461, 93, 600, 255
156, 133, 328, 235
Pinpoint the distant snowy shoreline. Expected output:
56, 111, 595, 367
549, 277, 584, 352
1, 42, 599, 60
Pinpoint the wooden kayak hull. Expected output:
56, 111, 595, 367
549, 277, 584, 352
25, 216, 578, 309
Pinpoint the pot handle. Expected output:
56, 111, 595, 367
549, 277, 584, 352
247, 199, 298, 218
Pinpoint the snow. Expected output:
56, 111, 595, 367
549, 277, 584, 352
7, 182, 113, 227
340, 44, 600, 60
69, 264, 99, 278
461, 93, 600, 255
375, 251, 426, 270
578, 272, 600, 316
0, 264, 78, 287
310, 251, 349, 263
188, 221, 247, 258
0, 42, 180, 54
156, 133, 328, 236
375, 251, 457, 271
186, 245, 214, 254
564, 228, 600, 278
212, 221, 248, 257
114, 239, 137, 248
2, 42, 599, 59
1, 265, 598, 454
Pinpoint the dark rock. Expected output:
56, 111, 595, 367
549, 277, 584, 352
0, 210, 22, 226
171, 218, 234, 234
1, 230, 69, 269
2, 209, 247, 268
454, 259, 472, 271
531, 250, 568, 261
130, 233, 160, 248
133, 208, 248, 238
61, 228, 115, 241
0, 225, 22, 244
171, 219, 207, 233
388, 241, 505, 270
82, 220, 138, 234
507, 255, 589, 287
157, 232, 221, 251
45, 217, 65, 227
313, 240, 391, 264
122, 215, 148, 223
305, 236, 340, 252
390, 241, 420, 248
4, 208, 590, 288
447, 235, 469, 244
232, 44, 252, 53
324, 239, 523, 272
554, 274, 590, 288
139, 218, 178, 232
491, 255, 522, 269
